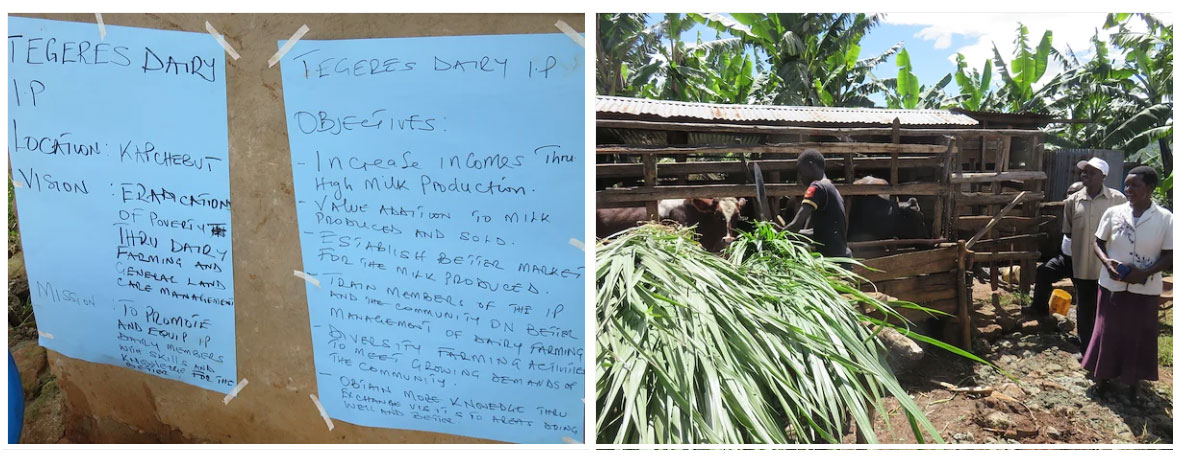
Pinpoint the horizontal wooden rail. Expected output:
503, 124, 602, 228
598, 118, 1046, 138
971, 251, 1041, 262
849, 238, 948, 250
955, 191, 1045, 206
951, 171, 1048, 183
596, 157, 943, 179
969, 232, 1048, 248
596, 182, 946, 205
596, 142, 949, 155
855, 245, 959, 282
953, 215, 1056, 232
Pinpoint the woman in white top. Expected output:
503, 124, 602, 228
1084, 166, 1173, 401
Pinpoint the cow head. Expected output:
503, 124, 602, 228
893, 197, 931, 239
689, 197, 747, 250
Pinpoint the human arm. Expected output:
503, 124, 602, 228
1094, 238, 1122, 281
1061, 196, 1073, 238
1093, 208, 1121, 280
780, 183, 822, 233
1122, 211, 1173, 284
782, 203, 813, 232
1122, 250, 1172, 284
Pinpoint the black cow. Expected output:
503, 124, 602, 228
776, 176, 929, 243
846, 176, 930, 242
847, 195, 930, 242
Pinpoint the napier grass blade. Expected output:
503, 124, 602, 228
596, 223, 950, 444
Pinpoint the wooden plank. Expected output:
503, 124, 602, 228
597, 118, 1046, 137
875, 272, 955, 298
970, 232, 1048, 248
877, 284, 957, 304
596, 142, 949, 155
668, 130, 689, 185
595, 156, 942, 179
951, 171, 1048, 183
856, 247, 958, 282
955, 191, 1045, 206
848, 238, 947, 250
971, 250, 1040, 262
953, 215, 1055, 232
890, 118, 901, 185
643, 153, 659, 220
957, 245, 971, 351
844, 152, 855, 183
597, 182, 946, 205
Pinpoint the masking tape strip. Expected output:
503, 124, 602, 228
310, 394, 334, 431
569, 238, 584, 252
554, 20, 584, 48
205, 21, 241, 60
95, 14, 106, 40
562, 436, 580, 444
294, 270, 321, 288
222, 378, 249, 405
13, 180, 24, 188
269, 24, 310, 68
38, 331, 54, 339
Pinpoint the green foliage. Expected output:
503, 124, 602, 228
597, 223, 992, 444
1042, 13, 1172, 191
951, 54, 994, 111
697, 13, 893, 106
879, 48, 951, 109
894, 49, 920, 108
990, 23, 1054, 113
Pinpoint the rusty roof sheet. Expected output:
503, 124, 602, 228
596, 96, 979, 126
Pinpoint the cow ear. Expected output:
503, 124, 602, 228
690, 198, 716, 213
737, 198, 747, 210
907, 197, 920, 211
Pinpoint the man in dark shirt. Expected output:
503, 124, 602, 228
781, 149, 851, 259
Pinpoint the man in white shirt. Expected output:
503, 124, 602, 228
1060, 157, 1126, 358
1029, 181, 1084, 316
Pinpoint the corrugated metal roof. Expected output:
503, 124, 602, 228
596, 96, 979, 126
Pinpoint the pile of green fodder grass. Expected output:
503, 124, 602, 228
596, 222, 985, 444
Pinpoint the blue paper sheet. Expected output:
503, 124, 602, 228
8, 17, 237, 392
279, 33, 584, 443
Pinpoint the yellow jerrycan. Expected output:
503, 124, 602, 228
1049, 289, 1072, 316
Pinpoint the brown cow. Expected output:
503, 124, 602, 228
596, 198, 746, 252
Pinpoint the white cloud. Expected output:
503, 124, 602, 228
881, 12, 1171, 86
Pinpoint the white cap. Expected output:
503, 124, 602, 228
1077, 157, 1110, 176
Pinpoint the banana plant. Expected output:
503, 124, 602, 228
951, 54, 995, 111
697, 13, 891, 107
990, 23, 1054, 113
597, 13, 658, 96
875, 48, 951, 109
1103, 13, 1173, 175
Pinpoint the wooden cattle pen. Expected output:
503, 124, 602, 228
596, 96, 1053, 349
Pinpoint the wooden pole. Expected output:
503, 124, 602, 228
643, 152, 659, 220
890, 118, 901, 185
957, 244, 972, 351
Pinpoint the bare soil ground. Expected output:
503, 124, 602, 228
847, 280, 1173, 444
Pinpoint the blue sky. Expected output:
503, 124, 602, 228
642, 13, 1165, 105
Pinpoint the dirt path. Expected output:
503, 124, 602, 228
851, 282, 1174, 444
